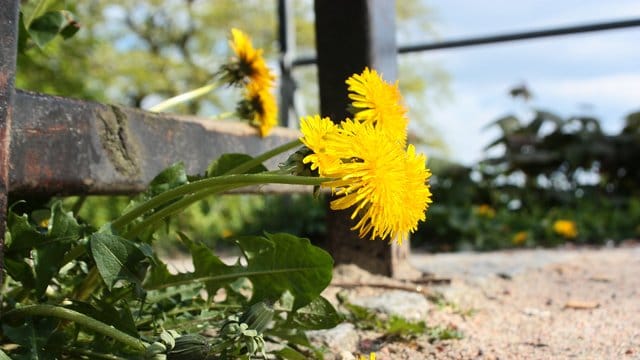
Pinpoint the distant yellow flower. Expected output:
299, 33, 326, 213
512, 231, 528, 245
237, 82, 277, 137
346, 68, 409, 144
475, 204, 496, 218
553, 219, 578, 239
301, 117, 431, 243
221, 28, 275, 88
38, 218, 50, 229
357, 353, 376, 360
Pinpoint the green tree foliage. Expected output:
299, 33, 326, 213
17, 0, 449, 149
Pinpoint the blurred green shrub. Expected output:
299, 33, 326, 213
412, 108, 640, 251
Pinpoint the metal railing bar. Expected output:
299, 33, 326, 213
291, 17, 640, 67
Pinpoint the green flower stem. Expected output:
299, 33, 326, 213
123, 184, 236, 238
71, 195, 87, 215
112, 173, 326, 231
3, 305, 148, 353
224, 139, 302, 176
210, 111, 236, 120
122, 174, 329, 238
67, 348, 129, 360
73, 267, 100, 301
24, 0, 48, 27
111, 139, 303, 231
149, 80, 222, 112
135, 303, 241, 327
62, 242, 88, 265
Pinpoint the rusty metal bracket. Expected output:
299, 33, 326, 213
0, 0, 19, 287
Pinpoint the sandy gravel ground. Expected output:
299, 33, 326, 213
322, 245, 640, 360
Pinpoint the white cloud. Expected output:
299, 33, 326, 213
431, 91, 507, 165
422, 1, 640, 165
428, 73, 640, 165
535, 74, 640, 108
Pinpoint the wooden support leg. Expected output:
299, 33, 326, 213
0, 0, 19, 286
314, 0, 412, 277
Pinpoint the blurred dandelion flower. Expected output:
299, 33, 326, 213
553, 219, 578, 239
150, 28, 276, 114
236, 82, 278, 137
220, 28, 275, 88
346, 67, 409, 144
475, 204, 496, 218
357, 353, 376, 360
512, 231, 528, 245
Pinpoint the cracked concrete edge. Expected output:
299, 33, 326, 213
96, 104, 141, 178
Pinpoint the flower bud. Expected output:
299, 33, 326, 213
167, 334, 211, 360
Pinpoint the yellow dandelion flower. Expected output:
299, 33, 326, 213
553, 219, 578, 239
475, 204, 496, 218
221, 28, 275, 88
38, 218, 50, 229
299, 115, 341, 171
357, 353, 376, 360
237, 82, 277, 137
301, 118, 431, 243
346, 67, 409, 144
512, 231, 528, 245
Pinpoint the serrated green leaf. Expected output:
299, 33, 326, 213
233, 235, 273, 260
90, 233, 149, 290
183, 236, 232, 298
33, 242, 72, 297
267, 328, 312, 348
2, 317, 58, 360
28, 10, 78, 49
246, 233, 333, 310
6, 210, 45, 255
59, 16, 80, 39
145, 233, 333, 310
4, 257, 35, 290
144, 257, 175, 290
33, 202, 82, 296
22, 0, 62, 27
274, 346, 308, 360
147, 162, 189, 196
48, 201, 81, 241
291, 296, 342, 330
65, 300, 140, 338
207, 153, 267, 177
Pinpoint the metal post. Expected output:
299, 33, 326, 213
277, 0, 297, 127
314, 0, 412, 277
0, 0, 19, 285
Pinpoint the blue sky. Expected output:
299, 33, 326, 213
413, 0, 640, 164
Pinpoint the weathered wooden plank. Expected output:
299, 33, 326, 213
315, 0, 413, 277
9, 90, 302, 197
0, 0, 19, 287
